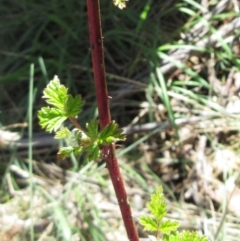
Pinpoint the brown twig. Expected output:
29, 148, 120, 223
86, 0, 139, 240
69, 116, 84, 132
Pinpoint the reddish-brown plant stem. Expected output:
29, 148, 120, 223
86, 1, 139, 241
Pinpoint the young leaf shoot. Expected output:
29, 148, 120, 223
38, 76, 125, 161
140, 187, 209, 241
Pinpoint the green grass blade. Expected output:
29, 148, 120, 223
28, 64, 34, 241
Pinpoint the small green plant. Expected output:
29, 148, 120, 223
38, 76, 126, 161
140, 187, 209, 241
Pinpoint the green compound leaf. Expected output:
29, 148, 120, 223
67, 128, 83, 147
179, 231, 209, 241
98, 121, 126, 145
56, 128, 83, 160
64, 94, 84, 117
86, 119, 99, 139
57, 146, 74, 160
164, 231, 209, 241
39, 77, 125, 163
85, 141, 100, 161
38, 107, 67, 132
38, 76, 85, 133
140, 188, 209, 241
139, 216, 158, 232
163, 232, 178, 241
55, 127, 71, 139
57, 146, 83, 160
148, 187, 167, 221
43, 76, 68, 110
160, 220, 179, 234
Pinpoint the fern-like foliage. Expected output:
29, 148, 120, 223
139, 187, 209, 241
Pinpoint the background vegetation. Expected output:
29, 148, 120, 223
1, 0, 240, 240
